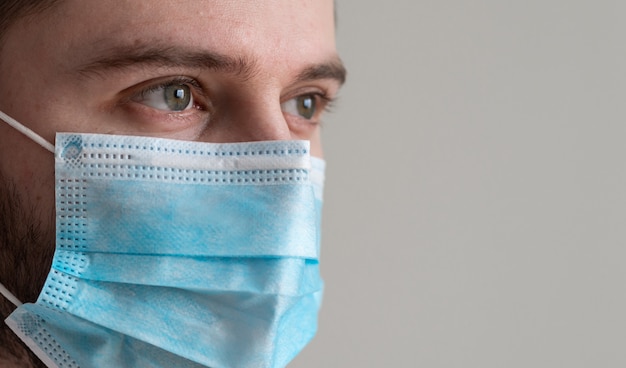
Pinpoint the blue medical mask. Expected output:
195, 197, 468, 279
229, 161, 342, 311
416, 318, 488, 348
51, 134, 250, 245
0, 111, 325, 368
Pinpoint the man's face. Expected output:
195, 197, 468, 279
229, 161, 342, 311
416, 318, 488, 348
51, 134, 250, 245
0, 0, 343, 299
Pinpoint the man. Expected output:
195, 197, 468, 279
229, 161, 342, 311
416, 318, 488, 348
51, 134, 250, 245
0, 1, 345, 367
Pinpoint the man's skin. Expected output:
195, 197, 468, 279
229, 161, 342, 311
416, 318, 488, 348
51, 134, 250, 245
0, 1, 345, 366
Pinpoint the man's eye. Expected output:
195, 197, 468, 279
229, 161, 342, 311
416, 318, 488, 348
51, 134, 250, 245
132, 82, 194, 111
281, 94, 318, 120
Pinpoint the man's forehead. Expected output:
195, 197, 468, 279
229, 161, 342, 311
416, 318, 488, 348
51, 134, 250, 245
50, 1, 335, 58
7, 0, 335, 87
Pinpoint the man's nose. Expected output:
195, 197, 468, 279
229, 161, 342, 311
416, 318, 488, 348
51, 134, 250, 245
238, 106, 292, 142
201, 95, 292, 143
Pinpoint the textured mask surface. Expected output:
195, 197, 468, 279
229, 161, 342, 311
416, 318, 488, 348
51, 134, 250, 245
6, 133, 325, 368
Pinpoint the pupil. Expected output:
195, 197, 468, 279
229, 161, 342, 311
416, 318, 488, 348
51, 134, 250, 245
164, 84, 191, 111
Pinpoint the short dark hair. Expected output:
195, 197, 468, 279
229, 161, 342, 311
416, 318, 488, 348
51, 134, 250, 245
0, 0, 60, 44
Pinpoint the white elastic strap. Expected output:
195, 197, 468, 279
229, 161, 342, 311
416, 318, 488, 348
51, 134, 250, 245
0, 110, 55, 153
0, 282, 23, 307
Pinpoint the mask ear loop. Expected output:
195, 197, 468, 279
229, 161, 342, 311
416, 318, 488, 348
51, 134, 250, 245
0, 110, 55, 153
0, 282, 22, 307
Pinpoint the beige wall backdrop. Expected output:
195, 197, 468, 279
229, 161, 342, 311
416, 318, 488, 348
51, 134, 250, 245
292, 1, 626, 367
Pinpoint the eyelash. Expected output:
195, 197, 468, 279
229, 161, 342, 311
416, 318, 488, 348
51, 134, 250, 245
295, 91, 336, 114
315, 92, 335, 110
137, 77, 207, 106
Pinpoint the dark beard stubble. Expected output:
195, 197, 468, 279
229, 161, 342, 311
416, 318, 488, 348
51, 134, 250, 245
0, 171, 55, 368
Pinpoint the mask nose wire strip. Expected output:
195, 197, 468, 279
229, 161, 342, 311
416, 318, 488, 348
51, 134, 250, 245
0, 282, 23, 307
0, 110, 55, 153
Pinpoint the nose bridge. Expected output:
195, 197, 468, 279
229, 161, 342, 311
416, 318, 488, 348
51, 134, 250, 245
244, 104, 291, 142
201, 88, 292, 144
196, 66, 297, 144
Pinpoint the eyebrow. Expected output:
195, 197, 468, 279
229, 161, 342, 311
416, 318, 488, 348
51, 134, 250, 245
295, 59, 347, 86
77, 44, 346, 85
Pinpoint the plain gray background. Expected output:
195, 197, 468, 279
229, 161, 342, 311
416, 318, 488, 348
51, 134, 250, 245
292, 1, 626, 367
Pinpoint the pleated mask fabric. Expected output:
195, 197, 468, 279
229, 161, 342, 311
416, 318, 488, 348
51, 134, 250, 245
4, 132, 325, 368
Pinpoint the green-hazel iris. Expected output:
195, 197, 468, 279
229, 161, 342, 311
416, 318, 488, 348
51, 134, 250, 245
296, 95, 316, 119
164, 84, 192, 111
